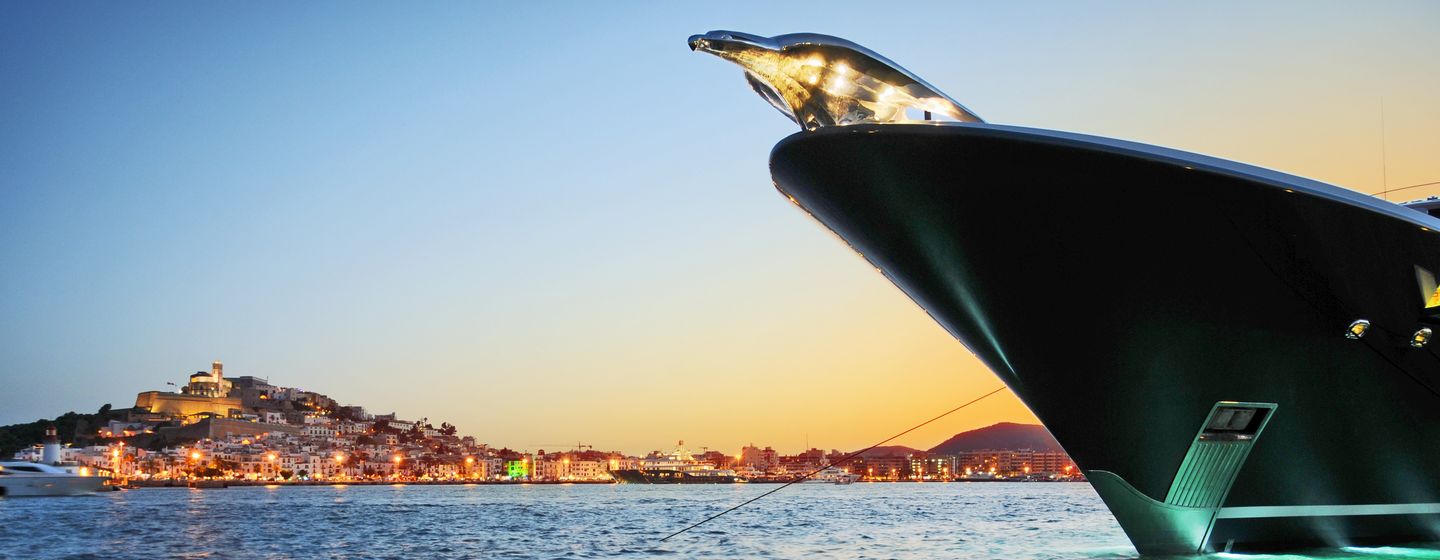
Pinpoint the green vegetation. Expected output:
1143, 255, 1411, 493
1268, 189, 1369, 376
0, 404, 121, 458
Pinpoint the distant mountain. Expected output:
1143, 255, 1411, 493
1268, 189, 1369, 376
928, 422, 1063, 455
854, 445, 922, 458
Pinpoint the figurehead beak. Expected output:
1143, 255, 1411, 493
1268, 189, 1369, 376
689, 31, 769, 56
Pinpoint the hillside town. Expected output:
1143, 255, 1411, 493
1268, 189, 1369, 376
9, 361, 1079, 485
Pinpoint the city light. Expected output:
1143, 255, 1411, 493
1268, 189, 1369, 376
7, 363, 1081, 487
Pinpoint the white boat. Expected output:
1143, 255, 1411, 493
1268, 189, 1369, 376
0, 462, 107, 497
804, 466, 860, 485
611, 441, 743, 484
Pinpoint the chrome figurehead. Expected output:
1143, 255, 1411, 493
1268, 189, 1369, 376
688, 31, 983, 130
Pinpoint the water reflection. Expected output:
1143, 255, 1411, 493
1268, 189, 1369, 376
0, 484, 1435, 558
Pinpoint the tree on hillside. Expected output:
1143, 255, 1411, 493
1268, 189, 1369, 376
0, 404, 124, 458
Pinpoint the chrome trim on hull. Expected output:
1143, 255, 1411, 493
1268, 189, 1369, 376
1217, 503, 1440, 519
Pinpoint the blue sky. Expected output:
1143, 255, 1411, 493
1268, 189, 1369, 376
2, 1, 1436, 453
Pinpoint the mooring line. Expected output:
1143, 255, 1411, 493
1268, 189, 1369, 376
659, 385, 1009, 542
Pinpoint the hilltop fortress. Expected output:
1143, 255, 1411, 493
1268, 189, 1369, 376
133, 361, 337, 419
133, 361, 243, 418
124, 360, 344, 443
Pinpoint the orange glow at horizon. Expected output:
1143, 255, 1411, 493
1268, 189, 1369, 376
5, 3, 1434, 460
402, 268, 1046, 455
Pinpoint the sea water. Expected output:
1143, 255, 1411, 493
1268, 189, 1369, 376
0, 482, 1436, 559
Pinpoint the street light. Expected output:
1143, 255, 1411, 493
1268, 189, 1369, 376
390, 455, 405, 480
187, 451, 204, 480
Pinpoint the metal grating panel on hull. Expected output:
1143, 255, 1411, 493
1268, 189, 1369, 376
1166, 439, 1250, 508
1159, 402, 1276, 552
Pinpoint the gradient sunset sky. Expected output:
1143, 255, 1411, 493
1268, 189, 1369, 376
2, 1, 1437, 455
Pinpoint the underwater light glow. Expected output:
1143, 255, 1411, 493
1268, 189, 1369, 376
1340, 545, 1440, 558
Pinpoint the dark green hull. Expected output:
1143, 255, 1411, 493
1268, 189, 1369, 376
769, 124, 1440, 554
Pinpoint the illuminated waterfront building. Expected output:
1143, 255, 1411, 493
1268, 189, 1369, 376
777, 448, 827, 474
739, 444, 777, 471
954, 450, 1076, 477
908, 453, 956, 480
855, 455, 909, 480
505, 458, 530, 480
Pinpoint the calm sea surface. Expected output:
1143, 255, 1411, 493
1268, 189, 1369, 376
2, 482, 1438, 559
